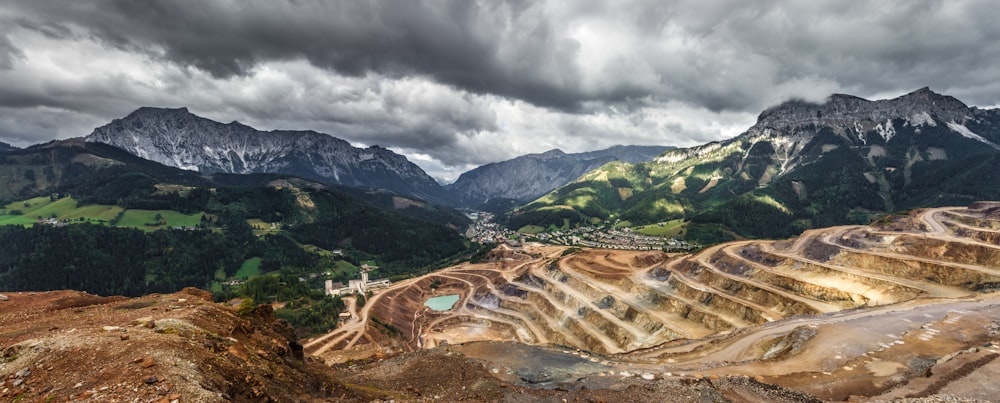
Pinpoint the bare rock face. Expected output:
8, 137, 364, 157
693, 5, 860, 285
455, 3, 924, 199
85, 107, 454, 205
743, 87, 1000, 153
755, 87, 973, 131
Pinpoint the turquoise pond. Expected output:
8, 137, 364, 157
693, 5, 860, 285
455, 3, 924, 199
424, 294, 460, 311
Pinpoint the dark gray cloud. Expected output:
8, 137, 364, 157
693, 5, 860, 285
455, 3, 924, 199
6, 0, 594, 110
9, 0, 997, 111
1, 0, 1000, 182
0, 28, 24, 70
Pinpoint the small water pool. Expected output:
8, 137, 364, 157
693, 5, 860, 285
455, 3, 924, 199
424, 294, 460, 311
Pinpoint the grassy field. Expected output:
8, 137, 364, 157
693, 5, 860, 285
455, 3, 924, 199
0, 196, 204, 231
299, 243, 336, 257
327, 260, 360, 280
614, 220, 633, 228
635, 219, 688, 237
115, 209, 204, 230
247, 218, 281, 234
65, 204, 123, 222
333, 260, 358, 272
235, 257, 263, 279
0, 197, 124, 226
518, 224, 545, 234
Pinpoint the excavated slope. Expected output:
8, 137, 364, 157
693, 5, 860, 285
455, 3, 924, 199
308, 203, 1000, 359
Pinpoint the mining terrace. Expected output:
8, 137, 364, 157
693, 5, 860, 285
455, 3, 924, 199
306, 204, 1000, 401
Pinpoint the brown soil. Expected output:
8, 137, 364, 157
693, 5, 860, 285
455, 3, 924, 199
336, 347, 820, 402
0, 288, 826, 402
0, 288, 365, 402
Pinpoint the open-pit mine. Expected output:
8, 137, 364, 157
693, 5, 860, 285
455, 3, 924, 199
306, 203, 1000, 401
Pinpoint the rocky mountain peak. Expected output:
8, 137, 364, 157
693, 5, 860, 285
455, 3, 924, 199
754, 87, 973, 132
894, 86, 970, 113
85, 107, 454, 205
127, 106, 191, 119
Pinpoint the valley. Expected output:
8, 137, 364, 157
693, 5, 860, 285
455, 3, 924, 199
306, 203, 1000, 401
5, 2, 1000, 400
3, 88, 1000, 401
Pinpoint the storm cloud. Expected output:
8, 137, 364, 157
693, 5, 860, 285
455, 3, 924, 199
1, 0, 999, 181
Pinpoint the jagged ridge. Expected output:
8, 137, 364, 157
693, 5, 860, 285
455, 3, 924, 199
755, 87, 975, 132
85, 107, 454, 205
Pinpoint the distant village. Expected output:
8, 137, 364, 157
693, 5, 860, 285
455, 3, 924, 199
464, 211, 695, 252
535, 226, 696, 251
463, 211, 518, 244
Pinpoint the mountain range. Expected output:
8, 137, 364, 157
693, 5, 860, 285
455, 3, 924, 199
7, 87, 1000, 244
512, 87, 1000, 241
447, 145, 671, 211
84, 107, 667, 208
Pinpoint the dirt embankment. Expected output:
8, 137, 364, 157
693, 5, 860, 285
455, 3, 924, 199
0, 288, 366, 402
336, 346, 821, 403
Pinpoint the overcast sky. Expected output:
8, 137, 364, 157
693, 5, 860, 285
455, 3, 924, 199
1, 1, 999, 182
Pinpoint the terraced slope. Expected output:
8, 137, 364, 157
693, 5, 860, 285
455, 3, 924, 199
307, 203, 1000, 361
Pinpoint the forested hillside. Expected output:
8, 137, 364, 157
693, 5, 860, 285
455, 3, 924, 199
510, 89, 1000, 243
0, 139, 474, 299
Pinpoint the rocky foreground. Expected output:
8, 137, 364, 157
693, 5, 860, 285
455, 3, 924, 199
1, 288, 829, 402
0, 288, 358, 402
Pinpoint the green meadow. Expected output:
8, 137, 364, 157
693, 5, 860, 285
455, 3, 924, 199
0, 196, 203, 230
0, 197, 122, 226
635, 219, 688, 237
247, 218, 281, 235
235, 257, 263, 279
517, 224, 545, 234
116, 209, 204, 230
